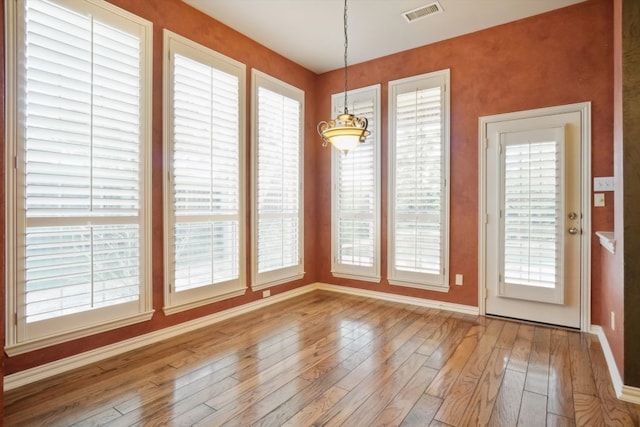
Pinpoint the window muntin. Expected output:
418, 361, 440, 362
388, 70, 450, 291
6, 0, 152, 353
252, 70, 304, 289
331, 85, 381, 281
163, 30, 246, 313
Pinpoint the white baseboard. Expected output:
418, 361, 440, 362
316, 282, 479, 315
4, 284, 317, 391
590, 325, 640, 405
4, 282, 478, 390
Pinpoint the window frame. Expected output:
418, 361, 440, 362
251, 69, 305, 290
330, 85, 381, 282
162, 30, 247, 315
4, 0, 153, 355
387, 69, 450, 292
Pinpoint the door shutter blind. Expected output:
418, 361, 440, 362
256, 86, 301, 274
394, 86, 444, 276
335, 97, 376, 268
171, 53, 240, 292
22, 0, 144, 323
502, 141, 561, 288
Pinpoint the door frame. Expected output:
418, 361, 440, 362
478, 102, 591, 331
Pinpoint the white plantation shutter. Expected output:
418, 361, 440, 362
6, 0, 152, 350
252, 71, 304, 288
164, 31, 245, 312
388, 70, 449, 290
25, 225, 140, 323
501, 138, 562, 289
331, 85, 381, 280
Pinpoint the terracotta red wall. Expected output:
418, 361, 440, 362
1, 0, 318, 375
314, 0, 614, 308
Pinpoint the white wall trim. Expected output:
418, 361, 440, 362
9, 285, 636, 406
591, 325, 624, 395
591, 325, 640, 405
595, 231, 616, 254
4, 284, 317, 391
5, 282, 479, 390
316, 283, 478, 315
621, 385, 640, 405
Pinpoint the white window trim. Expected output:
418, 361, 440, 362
4, 0, 154, 356
162, 30, 247, 315
330, 85, 381, 283
387, 69, 450, 292
251, 69, 305, 291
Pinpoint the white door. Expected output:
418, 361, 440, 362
483, 109, 583, 329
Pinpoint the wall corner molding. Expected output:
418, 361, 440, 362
595, 231, 616, 254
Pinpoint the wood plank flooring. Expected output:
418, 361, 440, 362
4, 291, 640, 426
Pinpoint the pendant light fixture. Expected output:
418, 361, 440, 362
317, 0, 370, 154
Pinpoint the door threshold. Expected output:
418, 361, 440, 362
485, 313, 580, 332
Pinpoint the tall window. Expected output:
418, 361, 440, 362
252, 70, 304, 289
5, 0, 152, 353
331, 85, 381, 281
388, 70, 450, 291
163, 31, 246, 313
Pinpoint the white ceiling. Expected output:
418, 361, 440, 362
183, 0, 587, 74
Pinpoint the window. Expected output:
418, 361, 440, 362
251, 70, 304, 289
163, 31, 246, 313
388, 69, 450, 291
331, 85, 381, 281
499, 127, 567, 305
5, 0, 152, 353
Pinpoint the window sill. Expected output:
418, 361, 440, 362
252, 273, 305, 291
596, 231, 616, 254
5, 310, 155, 357
163, 287, 247, 316
331, 272, 381, 283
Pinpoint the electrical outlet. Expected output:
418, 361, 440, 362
594, 193, 605, 207
262, 290, 270, 298
455, 274, 463, 285
611, 311, 615, 331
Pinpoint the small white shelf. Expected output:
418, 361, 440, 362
596, 231, 616, 254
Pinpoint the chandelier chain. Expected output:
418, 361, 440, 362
343, 0, 348, 113
316, 0, 369, 153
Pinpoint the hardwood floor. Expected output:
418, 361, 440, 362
4, 291, 640, 426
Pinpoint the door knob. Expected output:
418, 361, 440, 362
568, 227, 579, 235
568, 212, 578, 220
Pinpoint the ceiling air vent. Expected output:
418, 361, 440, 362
402, 2, 444, 23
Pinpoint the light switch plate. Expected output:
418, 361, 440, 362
594, 177, 614, 191
594, 193, 605, 207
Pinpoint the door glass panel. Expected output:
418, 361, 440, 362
503, 140, 560, 289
